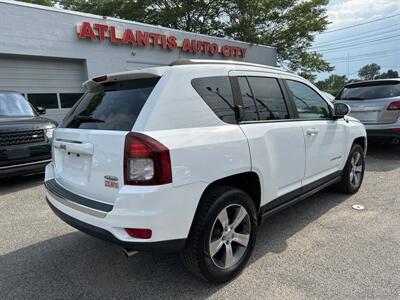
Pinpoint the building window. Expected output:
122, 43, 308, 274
60, 93, 84, 108
27, 93, 58, 109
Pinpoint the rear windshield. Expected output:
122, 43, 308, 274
336, 81, 400, 100
60, 78, 159, 131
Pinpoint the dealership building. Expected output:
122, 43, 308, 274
0, 0, 277, 122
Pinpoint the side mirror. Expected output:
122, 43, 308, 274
333, 103, 350, 119
36, 106, 46, 115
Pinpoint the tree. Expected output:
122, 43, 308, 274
375, 69, 399, 79
315, 74, 348, 96
223, 0, 333, 77
56, 0, 333, 76
57, 0, 225, 35
16, 0, 53, 5
358, 63, 381, 80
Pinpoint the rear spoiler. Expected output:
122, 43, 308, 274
82, 68, 166, 91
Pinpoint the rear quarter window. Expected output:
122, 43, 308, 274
60, 78, 159, 131
191, 76, 236, 124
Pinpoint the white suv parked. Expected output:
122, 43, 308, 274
45, 60, 367, 283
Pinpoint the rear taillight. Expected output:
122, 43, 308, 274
124, 132, 172, 185
387, 101, 400, 110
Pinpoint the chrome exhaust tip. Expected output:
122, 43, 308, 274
392, 137, 400, 145
122, 248, 138, 258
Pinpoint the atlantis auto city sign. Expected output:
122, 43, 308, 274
77, 22, 247, 58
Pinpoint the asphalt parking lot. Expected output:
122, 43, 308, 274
1, 143, 399, 299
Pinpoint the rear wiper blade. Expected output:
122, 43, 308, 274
73, 115, 105, 123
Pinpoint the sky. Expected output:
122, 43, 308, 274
313, 0, 400, 80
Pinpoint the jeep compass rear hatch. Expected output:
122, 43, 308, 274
53, 76, 160, 204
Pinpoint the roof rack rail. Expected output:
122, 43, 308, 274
170, 59, 284, 71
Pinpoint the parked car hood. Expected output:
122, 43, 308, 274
0, 116, 56, 132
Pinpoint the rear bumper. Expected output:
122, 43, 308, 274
364, 120, 400, 139
46, 198, 186, 252
44, 163, 204, 251
366, 129, 400, 139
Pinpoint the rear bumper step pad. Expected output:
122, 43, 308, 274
44, 179, 113, 213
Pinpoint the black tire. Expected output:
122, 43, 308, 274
181, 186, 258, 283
335, 144, 365, 194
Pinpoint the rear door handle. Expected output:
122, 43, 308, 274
306, 128, 319, 136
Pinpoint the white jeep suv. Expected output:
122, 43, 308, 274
45, 60, 367, 283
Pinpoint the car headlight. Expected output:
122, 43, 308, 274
46, 128, 55, 140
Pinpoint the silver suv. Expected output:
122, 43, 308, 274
335, 79, 400, 144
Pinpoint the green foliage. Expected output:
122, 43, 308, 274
53, 0, 333, 75
358, 63, 381, 80
58, 0, 225, 35
56, 0, 149, 20
315, 74, 348, 96
224, 0, 333, 77
375, 69, 399, 79
16, 0, 53, 6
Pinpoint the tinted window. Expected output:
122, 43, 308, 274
336, 82, 400, 100
60, 93, 84, 108
237, 77, 258, 121
191, 76, 236, 124
286, 80, 330, 119
28, 93, 58, 109
247, 77, 289, 120
60, 78, 159, 131
0, 92, 35, 117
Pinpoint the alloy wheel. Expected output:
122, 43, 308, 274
349, 151, 363, 188
209, 204, 251, 269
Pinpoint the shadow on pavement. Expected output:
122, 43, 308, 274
0, 174, 44, 196
0, 189, 350, 299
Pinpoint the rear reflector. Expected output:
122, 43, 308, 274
93, 75, 108, 83
124, 132, 172, 185
125, 228, 152, 239
391, 128, 400, 133
387, 101, 400, 110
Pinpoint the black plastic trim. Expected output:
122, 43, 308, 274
260, 171, 342, 220
366, 129, 400, 139
44, 179, 113, 212
47, 198, 186, 252
0, 159, 50, 177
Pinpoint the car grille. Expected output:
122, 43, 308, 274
0, 130, 45, 146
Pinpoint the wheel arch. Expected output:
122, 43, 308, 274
353, 136, 367, 154
202, 172, 261, 211
187, 171, 262, 239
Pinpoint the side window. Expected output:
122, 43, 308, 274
191, 76, 236, 124
247, 77, 289, 120
237, 77, 258, 121
286, 80, 331, 119
27, 93, 58, 109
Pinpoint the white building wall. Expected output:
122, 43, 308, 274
0, 0, 277, 78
